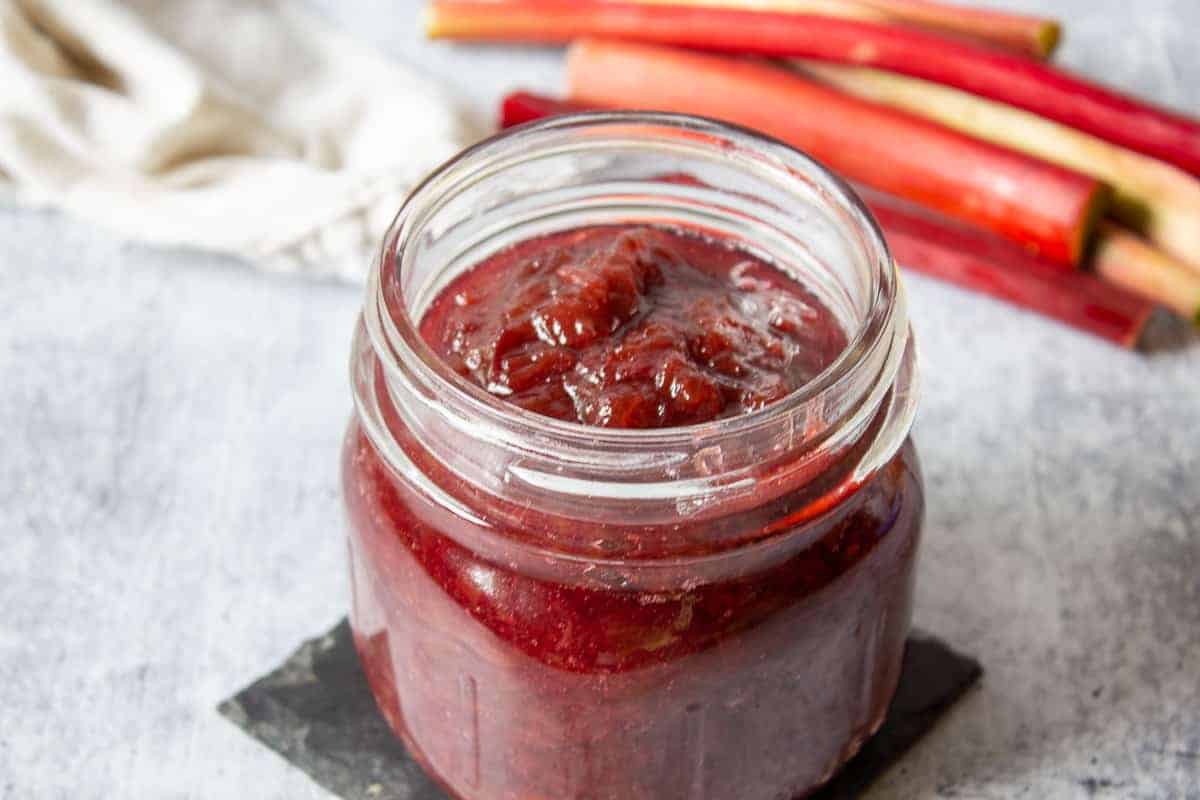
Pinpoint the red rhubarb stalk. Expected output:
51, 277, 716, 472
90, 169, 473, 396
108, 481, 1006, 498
851, 0, 1059, 58
626, 0, 1059, 58
496, 92, 1152, 346
564, 39, 1108, 266
1092, 224, 1200, 326
862, 191, 1155, 347
799, 63, 1200, 273
499, 92, 580, 130
427, 1, 1200, 176
500, 92, 589, 129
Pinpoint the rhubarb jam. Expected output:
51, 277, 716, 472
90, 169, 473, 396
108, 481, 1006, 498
420, 225, 848, 428
342, 114, 923, 800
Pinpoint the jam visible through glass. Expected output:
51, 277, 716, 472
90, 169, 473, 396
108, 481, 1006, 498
345, 223, 922, 800
420, 225, 848, 428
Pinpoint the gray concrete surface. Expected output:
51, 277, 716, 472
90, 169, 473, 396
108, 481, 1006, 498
1, 1, 1197, 798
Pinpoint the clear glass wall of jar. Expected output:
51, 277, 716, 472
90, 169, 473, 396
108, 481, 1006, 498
343, 113, 923, 800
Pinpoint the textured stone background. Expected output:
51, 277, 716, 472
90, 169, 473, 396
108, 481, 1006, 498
1, 1, 1197, 798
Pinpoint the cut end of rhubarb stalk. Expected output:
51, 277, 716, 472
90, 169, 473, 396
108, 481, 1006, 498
1036, 20, 1063, 58
1120, 305, 1161, 350
1135, 308, 1200, 352
1092, 223, 1200, 326
421, 3, 439, 37
1074, 182, 1114, 266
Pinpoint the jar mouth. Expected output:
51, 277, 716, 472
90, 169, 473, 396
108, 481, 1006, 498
358, 112, 916, 523
376, 112, 896, 440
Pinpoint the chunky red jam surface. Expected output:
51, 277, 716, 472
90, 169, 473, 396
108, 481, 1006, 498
344, 223, 923, 800
420, 226, 848, 427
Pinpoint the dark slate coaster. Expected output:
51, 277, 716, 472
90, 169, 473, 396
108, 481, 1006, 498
220, 620, 981, 800
816, 631, 982, 800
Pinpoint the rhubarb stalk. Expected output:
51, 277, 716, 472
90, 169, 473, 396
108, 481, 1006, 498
564, 39, 1108, 266
500, 92, 589, 129
496, 92, 1154, 346
499, 92, 593, 130
852, 0, 1059, 57
864, 191, 1156, 347
427, 0, 1200, 175
800, 63, 1200, 274
626, 0, 1059, 58
1093, 225, 1200, 326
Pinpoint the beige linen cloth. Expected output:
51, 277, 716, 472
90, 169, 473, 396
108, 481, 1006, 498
0, 0, 474, 280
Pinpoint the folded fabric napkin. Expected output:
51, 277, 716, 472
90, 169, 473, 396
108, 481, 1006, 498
0, 0, 474, 280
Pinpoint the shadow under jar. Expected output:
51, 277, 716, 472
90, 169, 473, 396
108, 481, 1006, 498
343, 113, 923, 800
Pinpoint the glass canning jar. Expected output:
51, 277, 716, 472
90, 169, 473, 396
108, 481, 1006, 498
342, 113, 923, 800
